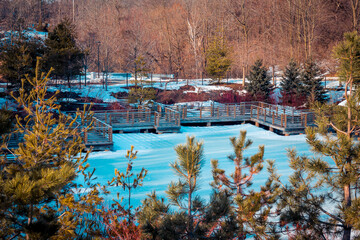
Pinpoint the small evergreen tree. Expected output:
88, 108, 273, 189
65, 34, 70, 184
100, 146, 147, 239
212, 131, 280, 239
128, 87, 157, 105
45, 19, 83, 88
205, 36, 232, 84
133, 55, 150, 87
139, 136, 231, 239
167, 136, 205, 238
300, 59, 327, 104
246, 59, 273, 101
0, 35, 44, 90
280, 60, 305, 106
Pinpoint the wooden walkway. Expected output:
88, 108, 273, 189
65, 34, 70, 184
83, 116, 113, 150
3, 102, 314, 152
4, 115, 114, 152
93, 101, 315, 136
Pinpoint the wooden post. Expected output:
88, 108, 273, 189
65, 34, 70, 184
109, 127, 112, 142
217, 107, 220, 118
250, 105, 253, 118
132, 113, 135, 125
272, 112, 275, 125
257, 107, 259, 120
210, 104, 213, 117
264, 109, 266, 122
109, 114, 112, 125
105, 112, 107, 123
284, 115, 287, 127
126, 111, 130, 123
200, 107, 202, 119
227, 105, 229, 116
185, 106, 187, 118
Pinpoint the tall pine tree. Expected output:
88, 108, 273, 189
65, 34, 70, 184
300, 59, 327, 105
280, 60, 305, 106
212, 131, 280, 239
45, 19, 83, 88
0, 35, 44, 90
278, 31, 360, 240
246, 60, 273, 101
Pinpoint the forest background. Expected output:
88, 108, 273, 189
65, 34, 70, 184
1, 0, 357, 79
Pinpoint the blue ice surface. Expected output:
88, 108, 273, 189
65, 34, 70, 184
84, 124, 321, 208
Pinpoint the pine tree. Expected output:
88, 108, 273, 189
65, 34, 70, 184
280, 60, 305, 106
167, 136, 205, 238
300, 59, 327, 105
211, 130, 280, 239
205, 36, 232, 84
246, 59, 273, 101
128, 87, 157, 105
138, 136, 231, 239
0, 58, 107, 239
44, 19, 83, 88
0, 107, 13, 136
133, 55, 150, 87
278, 32, 360, 240
0, 35, 44, 90
100, 146, 147, 239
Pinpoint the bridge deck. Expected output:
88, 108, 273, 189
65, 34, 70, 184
93, 102, 314, 135
5, 102, 313, 152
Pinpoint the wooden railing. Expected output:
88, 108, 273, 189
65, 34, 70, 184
83, 116, 113, 145
81, 102, 315, 134
154, 107, 181, 128
94, 107, 152, 127
170, 102, 314, 130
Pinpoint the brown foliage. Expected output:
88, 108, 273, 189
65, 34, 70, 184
1, 0, 357, 78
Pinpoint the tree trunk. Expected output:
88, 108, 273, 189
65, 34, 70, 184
242, 66, 246, 86
188, 188, 193, 239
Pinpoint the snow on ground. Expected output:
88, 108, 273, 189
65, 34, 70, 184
85, 124, 316, 207
183, 85, 233, 94
48, 83, 129, 102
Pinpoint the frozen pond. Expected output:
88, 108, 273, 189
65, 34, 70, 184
86, 124, 314, 207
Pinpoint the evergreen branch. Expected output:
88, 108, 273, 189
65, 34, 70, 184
307, 191, 345, 225
329, 121, 347, 136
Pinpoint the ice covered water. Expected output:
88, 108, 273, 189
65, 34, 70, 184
86, 124, 312, 207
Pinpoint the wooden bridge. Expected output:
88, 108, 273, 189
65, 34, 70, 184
93, 101, 315, 136
4, 102, 314, 152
